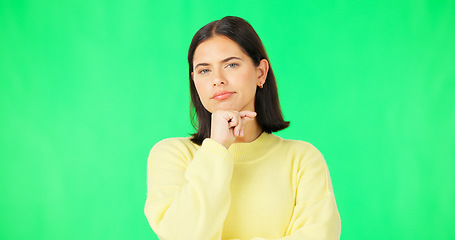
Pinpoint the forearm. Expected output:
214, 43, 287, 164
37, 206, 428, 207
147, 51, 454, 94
145, 138, 234, 240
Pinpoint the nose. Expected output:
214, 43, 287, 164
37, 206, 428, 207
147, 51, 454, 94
212, 69, 226, 87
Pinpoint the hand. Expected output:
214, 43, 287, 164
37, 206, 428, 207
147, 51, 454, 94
210, 110, 257, 149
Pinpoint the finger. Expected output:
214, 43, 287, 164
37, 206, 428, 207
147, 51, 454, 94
239, 111, 257, 118
240, 112, 257, 123
226, 113, 240, 136
234, 116, 244, 137
228, 115, 242, 136
228, 113, 240, 128
241, 116, 256, 123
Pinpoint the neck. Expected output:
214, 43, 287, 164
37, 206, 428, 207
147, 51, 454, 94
233, 118, 263, 144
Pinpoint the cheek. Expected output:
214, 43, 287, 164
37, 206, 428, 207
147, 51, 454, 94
242, 70, 259, 92
194, 81, 208, 98
193, 81, 212, 109
247, 84, 258, 100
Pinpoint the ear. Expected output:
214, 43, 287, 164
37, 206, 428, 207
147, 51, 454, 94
256, 59, 269, 86
191, 72, 194, 80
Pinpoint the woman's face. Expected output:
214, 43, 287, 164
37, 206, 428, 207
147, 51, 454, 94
192, 35, 268, 113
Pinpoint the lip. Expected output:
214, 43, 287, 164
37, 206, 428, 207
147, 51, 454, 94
211, 91, 235, 100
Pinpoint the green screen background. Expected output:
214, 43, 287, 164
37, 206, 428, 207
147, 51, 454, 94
1, 0, 454, 239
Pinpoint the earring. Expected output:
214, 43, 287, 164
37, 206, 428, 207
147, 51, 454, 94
259, 83, 264, 88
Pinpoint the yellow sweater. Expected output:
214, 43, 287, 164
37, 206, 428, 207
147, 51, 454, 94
144, 132, 341, 240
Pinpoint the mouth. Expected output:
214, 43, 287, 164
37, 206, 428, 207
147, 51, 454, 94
211, 91, 235, 100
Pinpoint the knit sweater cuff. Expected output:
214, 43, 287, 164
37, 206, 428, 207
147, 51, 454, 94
201, 138, 231, 158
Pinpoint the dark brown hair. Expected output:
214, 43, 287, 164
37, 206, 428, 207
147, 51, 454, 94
188, 16, 289, 145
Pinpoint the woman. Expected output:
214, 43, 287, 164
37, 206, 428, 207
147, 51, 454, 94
144, 16, 341, 240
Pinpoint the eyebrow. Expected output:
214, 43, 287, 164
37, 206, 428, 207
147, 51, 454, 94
194, 56, 243, 70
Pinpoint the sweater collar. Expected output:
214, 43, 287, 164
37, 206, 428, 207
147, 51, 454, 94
228, 132, 282, 163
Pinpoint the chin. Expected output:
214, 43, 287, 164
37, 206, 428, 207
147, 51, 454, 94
219, 104, 243, 111
207, 102, 236, 111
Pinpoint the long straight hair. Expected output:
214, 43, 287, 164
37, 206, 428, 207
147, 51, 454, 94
188, 16, 289, 145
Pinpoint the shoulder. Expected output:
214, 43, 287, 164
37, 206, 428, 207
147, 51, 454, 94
148, 137, 199, 163
279, 137, 324, 159
275, 136, 328, 172
279, 139, 336, 200
152, 137, 196, 150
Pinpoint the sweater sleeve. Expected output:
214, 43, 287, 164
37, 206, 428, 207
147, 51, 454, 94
251, 144, 341, 240
144, 138, 234, 240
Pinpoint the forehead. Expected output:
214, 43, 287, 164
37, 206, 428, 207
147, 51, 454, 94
193, 35, 247, 64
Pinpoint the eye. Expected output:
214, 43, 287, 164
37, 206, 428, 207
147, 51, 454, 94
226, 63, 239, 68
198, 69, 210, 74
